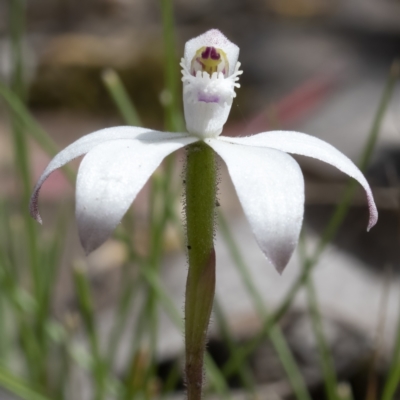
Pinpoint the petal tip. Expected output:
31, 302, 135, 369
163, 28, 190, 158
78, 223, 107, 256
29, 193, 43, 224
367, 215, 378, 232
31, 210, 43, 225
366, 199, 378, 232
80, 237, 98, 257
274, 262, 287, 276
83, 247, 92, 257
264, 251, 289, 275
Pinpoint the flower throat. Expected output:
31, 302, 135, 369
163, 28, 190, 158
191, 46, 229, 76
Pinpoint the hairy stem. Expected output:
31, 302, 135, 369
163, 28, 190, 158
184, 141, 216, 400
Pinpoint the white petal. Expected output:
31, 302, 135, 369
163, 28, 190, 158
220, 131, 378, 230
30, 127, 188, 223
183, 29, 239, 76
76, 136, 197, 254
207, 138, 304, 273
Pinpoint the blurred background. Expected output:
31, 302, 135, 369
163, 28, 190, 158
1, 0, 400, 399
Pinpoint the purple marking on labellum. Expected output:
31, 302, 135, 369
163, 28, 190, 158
198, 92, 220, 103
201, 47, 221, 61
210, 47, 221, 60
201, 47, 211, 59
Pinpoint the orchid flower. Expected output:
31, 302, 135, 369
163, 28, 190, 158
30, 28, 378, 400
30, 29, 377, 274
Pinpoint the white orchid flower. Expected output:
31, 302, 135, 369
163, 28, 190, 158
30, 29, 377, 273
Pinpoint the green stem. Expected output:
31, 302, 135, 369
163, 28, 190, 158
382, 293, 400, 400
184, 142, 217, 400
306, 277, 338, 400
73, 263, 106, 400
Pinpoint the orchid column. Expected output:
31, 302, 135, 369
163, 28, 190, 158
181, 31, 241, 399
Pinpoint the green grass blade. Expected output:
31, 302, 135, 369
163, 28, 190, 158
219, 212, 312, 400
10, 0, 42, 316
0, 291, 8, 362
73, 262, 107, 400
106, 273, 142, 367
0, 81, 57, 158
306, 277, 338, 400
204, 355, 231, 399
38, 211, 67, 323
101, 69, 142, 127
160, 361, 181, 397
160, 0, 185, 132
53, 341, 71, 400
213, 299, 256, 393
0, 365, 51, 400
381, 293, 400, 400
0, 81, 74, 182
0, 222, 45, 384
298, 233, 338, 400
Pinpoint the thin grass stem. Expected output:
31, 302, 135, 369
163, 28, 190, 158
219, 211, 312, 400
306, 278, 338, 400
213, 299, 256, 393
73, 262, 107, 400
160, 0, 184, 132
101, 69, 142, 126
0, 365, 51, 400
0, 81, 74, 182
381, 290, 400, 400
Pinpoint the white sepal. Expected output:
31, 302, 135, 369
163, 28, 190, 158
30, 126, 155, 223
207, 138, 304, 273
76, 136, 197, 254
30, 127, 190, 223
220, 131, 378, 230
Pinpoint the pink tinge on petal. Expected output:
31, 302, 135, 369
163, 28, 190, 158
30, 169, 71, 224
30, 190, 42, 224
366, 193, 378, 231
